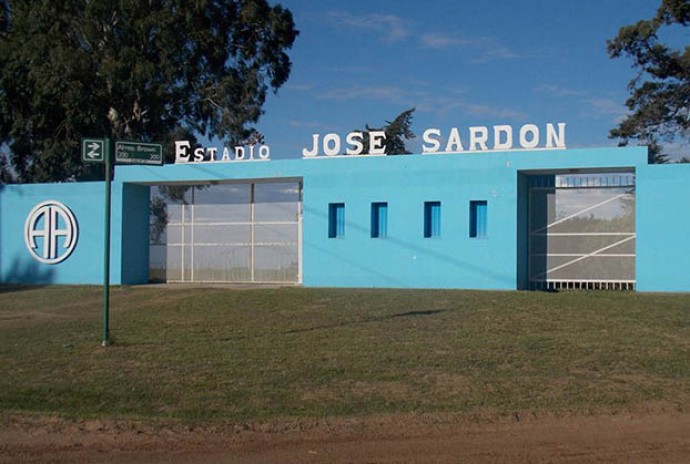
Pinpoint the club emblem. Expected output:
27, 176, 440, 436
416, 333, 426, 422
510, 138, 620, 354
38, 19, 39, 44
24, 201, 78, 264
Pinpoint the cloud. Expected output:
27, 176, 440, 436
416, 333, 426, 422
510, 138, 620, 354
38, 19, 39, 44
420, 33, 468, 49
535, 84, 588, 97
327, 65, 376, 74
324, 11, 520, 62
318, 83, 526, 120
423, 98, 526, 120
285, 119, 331, 131
420, 34, 521, 62
586, 98, 628, 122
456, 101, 527, 120
535, 84, 629, 123
471, 45, 521, 63
284, 83, 314, 92
319, 85, 419, 105
327, 12, 409, 44
410, 87, 526, 119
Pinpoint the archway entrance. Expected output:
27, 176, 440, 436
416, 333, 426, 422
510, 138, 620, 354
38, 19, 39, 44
149, 180, 302, 284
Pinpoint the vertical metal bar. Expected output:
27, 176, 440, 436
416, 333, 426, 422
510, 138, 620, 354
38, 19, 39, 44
298, 181, 303, 284
180, 192, 185, 282
250, 183, 255, 282
102, 138, 111, 347
190, 187, 195, 282
527, 186, 533, 288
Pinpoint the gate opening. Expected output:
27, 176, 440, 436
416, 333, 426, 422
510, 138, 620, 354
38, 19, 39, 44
526, 172, 635, 290
149, 180, 302, 284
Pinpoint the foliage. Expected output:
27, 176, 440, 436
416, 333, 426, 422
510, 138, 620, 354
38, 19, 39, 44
607, 0, 690, 162
359, 108, 416, 155
0, 0, 298, 182
0, 151, 13, 183
647, 139, 671, 164
148, 183, 198, 245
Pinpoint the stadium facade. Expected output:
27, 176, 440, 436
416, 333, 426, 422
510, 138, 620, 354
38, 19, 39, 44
2, 134, 689, 292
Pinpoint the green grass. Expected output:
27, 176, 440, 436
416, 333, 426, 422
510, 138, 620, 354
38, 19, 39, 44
1, 286, 689, 423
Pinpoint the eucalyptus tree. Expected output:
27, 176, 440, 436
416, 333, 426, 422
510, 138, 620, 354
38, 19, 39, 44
0, 0, 298, 182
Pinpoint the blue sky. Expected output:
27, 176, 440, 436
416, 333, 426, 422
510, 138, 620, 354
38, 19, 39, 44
247, 0, 668, 159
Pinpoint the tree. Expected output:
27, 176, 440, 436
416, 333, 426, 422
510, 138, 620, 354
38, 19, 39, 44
0, 151, 13, 183
0, 0, 298, 183
647, 139, 671, 164
607, 0, 690, 163
358, 108, 416, 155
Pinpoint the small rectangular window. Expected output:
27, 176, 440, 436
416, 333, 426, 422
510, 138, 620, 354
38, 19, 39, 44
470, 200, 487, 238
424, 201, 441, 238
328, 203, 345, 238
371, 202, 388, 238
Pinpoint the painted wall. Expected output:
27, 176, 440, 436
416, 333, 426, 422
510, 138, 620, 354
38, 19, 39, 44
7, 145, 690, 292
636, 163, 690, 292
300, 155, 517, 289
0, 182, 104, 284
115, 146, 649, 290
299, 148, 649, 289
114, 183, 151, 285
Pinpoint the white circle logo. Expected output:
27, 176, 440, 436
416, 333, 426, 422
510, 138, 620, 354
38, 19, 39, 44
24, 201, 79, 264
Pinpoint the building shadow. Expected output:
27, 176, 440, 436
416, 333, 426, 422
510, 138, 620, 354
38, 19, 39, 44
284, 308, 447, 335
0, 257, 55, 292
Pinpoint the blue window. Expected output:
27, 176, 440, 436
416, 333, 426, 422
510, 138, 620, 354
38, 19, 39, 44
328, 203, 345, 238
424, 201, 441, 238
371, 202, 388, 238
470, 200, 488, 238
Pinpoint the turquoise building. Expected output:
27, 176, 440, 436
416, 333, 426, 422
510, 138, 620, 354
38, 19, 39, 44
2, 145, 689, 292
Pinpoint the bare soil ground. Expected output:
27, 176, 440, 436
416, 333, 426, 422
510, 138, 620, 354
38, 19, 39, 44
2, 410, 690, 463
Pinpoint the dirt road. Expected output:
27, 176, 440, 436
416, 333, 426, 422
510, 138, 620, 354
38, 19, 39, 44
2, 411, 690, 463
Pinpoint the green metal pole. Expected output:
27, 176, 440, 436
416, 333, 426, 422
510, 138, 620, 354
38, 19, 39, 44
102, 138, 111, 347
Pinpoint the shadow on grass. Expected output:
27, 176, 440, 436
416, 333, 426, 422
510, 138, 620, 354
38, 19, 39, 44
284, 308, 448, 335
110, 309, 449, 348
0, 284, 51, 294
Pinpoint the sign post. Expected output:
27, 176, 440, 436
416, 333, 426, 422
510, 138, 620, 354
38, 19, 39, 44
82, 137, 111, 346
82, 137, 163, 347
102, 139, 112, 346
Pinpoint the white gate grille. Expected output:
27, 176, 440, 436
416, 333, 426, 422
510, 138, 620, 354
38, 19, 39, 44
149, 181, 302, 284
528, 173, 635, 290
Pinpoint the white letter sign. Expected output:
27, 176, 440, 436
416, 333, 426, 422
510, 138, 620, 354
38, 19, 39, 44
301, 122, 567, 158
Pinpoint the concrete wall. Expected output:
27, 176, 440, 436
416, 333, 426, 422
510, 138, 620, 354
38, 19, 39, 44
115, 183, 151, 285
6, 145, 689, 292
300, 154, 517, 289
298, 148, 648, 289
636, 163, 690, 292
0, 182, 104, 284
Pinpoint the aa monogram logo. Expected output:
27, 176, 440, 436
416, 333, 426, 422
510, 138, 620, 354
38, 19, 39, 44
24, 201, 79, 265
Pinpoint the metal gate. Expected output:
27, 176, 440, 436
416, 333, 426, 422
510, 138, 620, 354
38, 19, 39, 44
528, 173, 635, 290
149, 181, 302, 284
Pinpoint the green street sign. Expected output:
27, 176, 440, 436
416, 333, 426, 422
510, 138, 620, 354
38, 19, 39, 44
82, 138, 105, 163
115, 141, 164, 165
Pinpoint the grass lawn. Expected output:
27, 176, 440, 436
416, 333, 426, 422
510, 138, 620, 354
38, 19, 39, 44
1, 285, 689, 423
